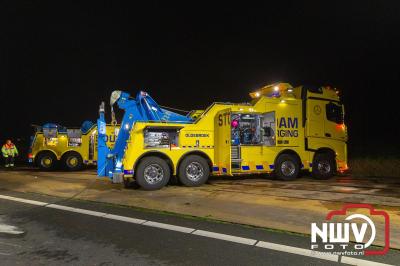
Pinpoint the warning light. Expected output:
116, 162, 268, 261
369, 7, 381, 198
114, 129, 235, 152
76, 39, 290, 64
336, 124, 345, 130
274, 86, 279, 91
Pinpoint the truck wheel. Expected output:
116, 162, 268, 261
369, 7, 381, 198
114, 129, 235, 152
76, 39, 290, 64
62, 152, 83, 171
274, 154, 300, 181
135, 156, 170, 190
36, 152, 57, 170
178, 155, 210, 186
312, 153, 336, 180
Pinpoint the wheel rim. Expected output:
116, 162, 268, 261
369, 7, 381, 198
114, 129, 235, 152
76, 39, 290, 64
67, 157, 78, 167
143, 164, 164, 184
185, 162, 204, 182
281, 161, 296, 176
41, 157, 52, 167
317, 160, 331, 174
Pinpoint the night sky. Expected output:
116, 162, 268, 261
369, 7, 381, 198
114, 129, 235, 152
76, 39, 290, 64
1, 1, 400, 157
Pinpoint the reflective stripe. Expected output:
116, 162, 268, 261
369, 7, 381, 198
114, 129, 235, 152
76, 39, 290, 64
2, 144, 18, 156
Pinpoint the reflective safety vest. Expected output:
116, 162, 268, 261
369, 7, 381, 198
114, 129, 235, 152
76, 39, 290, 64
2, 144, 18, 157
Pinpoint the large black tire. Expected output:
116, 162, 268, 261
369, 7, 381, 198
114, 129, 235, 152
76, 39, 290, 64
178, 155, 210, 186
61, 152, 83, 171
135, 156, 170, 190
312, 153, 336, 180
274, 153, 300, 181
36, 151, 57, 170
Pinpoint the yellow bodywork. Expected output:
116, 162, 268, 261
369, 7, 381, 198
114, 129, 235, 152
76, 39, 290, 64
30, 125, 118, 165
122, 83, 348, 181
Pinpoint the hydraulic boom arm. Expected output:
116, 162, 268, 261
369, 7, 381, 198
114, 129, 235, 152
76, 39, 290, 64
97, 90, 192, 177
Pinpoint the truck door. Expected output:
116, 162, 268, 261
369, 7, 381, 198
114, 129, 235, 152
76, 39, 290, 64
306, 99, 324, 138
214, 108, 232, 175
324, 102, 347, 141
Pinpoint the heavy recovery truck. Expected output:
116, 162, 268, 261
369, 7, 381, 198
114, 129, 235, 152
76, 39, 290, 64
29, 121, 118, 170
97, 83, 348, 190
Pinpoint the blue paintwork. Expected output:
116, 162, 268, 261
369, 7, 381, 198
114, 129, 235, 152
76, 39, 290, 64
81, 120, 95, 133
97, 91, 193, 178
42, 123, 67, 133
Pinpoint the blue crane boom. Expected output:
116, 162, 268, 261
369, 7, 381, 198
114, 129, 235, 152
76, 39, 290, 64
97, 90, 192, 178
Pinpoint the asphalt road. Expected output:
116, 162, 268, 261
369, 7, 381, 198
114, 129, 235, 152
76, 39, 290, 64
0, 191, 398, 266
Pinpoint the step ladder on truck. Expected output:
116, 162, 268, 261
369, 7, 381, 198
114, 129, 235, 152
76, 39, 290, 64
97, 83, 348, 190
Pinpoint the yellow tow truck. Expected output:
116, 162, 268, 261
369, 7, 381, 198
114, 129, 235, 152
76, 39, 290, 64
29, 121, 118, 170
100, 83, 348, 190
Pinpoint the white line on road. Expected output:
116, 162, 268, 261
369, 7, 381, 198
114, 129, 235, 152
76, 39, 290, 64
0, 195, 46, 206
341, 256, 392, 266
46, 204, 107, 217
0, 216, 24, 235
0, 194, 394, 266
0, 252, 11, 256
0, 224, 24, 235
192, 230, 257, 245
103, 213, 146, 224
143, 221, 195, 233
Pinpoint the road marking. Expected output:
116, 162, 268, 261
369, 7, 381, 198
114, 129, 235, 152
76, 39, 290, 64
0, 224, 24, 235
46, 204, 107, 217
192, 230, 257, 245
341, 256, 393, 266
103, 214, 146, 224
0, 194, 394, 265
143, 221, 195, 233
256, 241, 338, 262
0, 195, 46, 206
0, 252, 11, 256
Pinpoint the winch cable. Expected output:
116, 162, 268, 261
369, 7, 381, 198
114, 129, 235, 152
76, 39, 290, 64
159, 105, 190, 114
